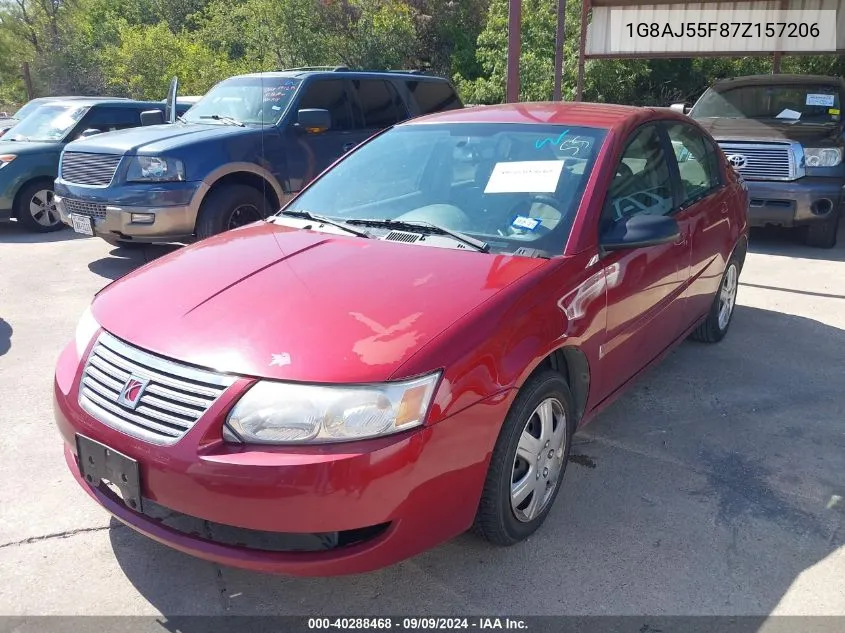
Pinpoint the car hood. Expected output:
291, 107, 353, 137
91, 223, 546, 383
65, 122, 257, 156
0, 140, 61, 155
695, 117, 842, 145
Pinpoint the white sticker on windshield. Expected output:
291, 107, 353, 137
484, 161, 565, 194
776, 108, 801, 120
806, 93, 835, 107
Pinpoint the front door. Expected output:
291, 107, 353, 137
595, 123, 692, 401
284, 79, 369, 194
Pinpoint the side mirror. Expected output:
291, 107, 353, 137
140, 109, 165, 126
601, 214, 680, 251
670, 103, 690, 115
79, 128, 103, 139
296, 108, 331, 134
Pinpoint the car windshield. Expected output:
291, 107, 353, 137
690, 84, 841, 123
4, 104, 89, 142
181, 76, 302, 125
283, 123, 607, 256
12, 99, 45, 121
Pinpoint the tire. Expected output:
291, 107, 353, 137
15, 180, 63, 233
690, 254, 741, 344
473, 370, 575, 546
195, 185, 270, 240
805, 212, 839, 249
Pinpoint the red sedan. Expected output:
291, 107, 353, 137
55, 103, 748, 576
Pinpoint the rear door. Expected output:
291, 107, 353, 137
284, 78, 364, 193
664, 121, 734, 329
349, 78, 408, 146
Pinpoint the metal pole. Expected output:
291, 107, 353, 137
772, 51, 782, 74
553, 0, 567, 101
506, 0, 522, 103
575, 0, 589, 101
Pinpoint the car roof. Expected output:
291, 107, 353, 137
234, 69, 450, 82
404, 102, 650, 131
711, 74, 845, 90
39, 98, 165, 108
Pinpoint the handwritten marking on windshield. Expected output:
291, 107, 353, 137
535, 130, 569, 150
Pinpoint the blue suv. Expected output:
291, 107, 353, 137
55, 68, 462, 246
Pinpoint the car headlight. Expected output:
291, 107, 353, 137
223, 372, 441, 444
804, 147, 843, 168
126, 155, 185, 182
0, 154, 16, 169
75, 305, 100, 357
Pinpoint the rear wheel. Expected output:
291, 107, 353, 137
805, 212, 839, 249
15, 181, 63, 232
195, 185, 269, 240
690, 254, 740, 344
473, 370, 575, 546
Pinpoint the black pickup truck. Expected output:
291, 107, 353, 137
673, 74, 844, 248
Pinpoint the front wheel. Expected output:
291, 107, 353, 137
473, 371, 575, 546
195, 185, 270, 240
690, 255, 740, 343
15, 181, 63, 232
805, 212, 839, 249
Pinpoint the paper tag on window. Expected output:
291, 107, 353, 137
511, 215, 541, 231
484, 161, 564, 194
807, 94, 835, 107
829, 108, 840, 115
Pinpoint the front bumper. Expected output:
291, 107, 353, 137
54, 180, 206, 243
54, 340, 510, 576
744, 177, 844, 227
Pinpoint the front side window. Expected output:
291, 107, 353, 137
666, 123, 721, 206
690, 84, 841, 123
284, 123, 607, 256
4, 104, 89, 142
601, 124, 674, 233
296, 79, 354, 131
182, 76, 302, 126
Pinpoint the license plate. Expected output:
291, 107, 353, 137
69, 213, 94, 236
76, 434, 142, 512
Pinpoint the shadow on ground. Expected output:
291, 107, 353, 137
748, 222, 845, 263
87, 245, 181, 280
106, 305, 845, 622
0, 222, 84, 244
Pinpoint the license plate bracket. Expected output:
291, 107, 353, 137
69, 213, 94, 236
76, 434, 142, 512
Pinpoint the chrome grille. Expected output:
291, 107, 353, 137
61, 152, 122, 186
717, 142, 797, 181
63, 198, 107, 219
78, 331, 236, 445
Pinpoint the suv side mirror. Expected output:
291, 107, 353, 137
140, 109, 165, 126
296, 108, 331, 134
601, 214, 680, 251
79, 128, 103, 139
670, 103, 690, 115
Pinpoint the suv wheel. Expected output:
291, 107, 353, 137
805, 212, 840, 249
15, 181, 63, 233
195, 185, 270, 240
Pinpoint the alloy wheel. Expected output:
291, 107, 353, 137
227, 204, 262, 230
718, 263, 738, 330
29, 189, 59, 228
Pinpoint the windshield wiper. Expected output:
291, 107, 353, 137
345, 218, 489, 253
198, 114, 245, 127
274, 209, 371, 238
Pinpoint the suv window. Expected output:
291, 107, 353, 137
601, 124, 674, 233
407, 80, 462, 114
297, 79, 354, 131
352, 79, 406, 128
666, 122, 721, 206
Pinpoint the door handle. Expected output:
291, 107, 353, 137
674, 232, 688, 246
720, 202, 729, 215
342, 142, 357, 152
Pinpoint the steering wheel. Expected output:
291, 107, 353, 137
616, 162, 634, 179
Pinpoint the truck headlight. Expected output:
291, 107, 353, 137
223, 372, 441, 444
0, 154, 16, 169
75, 305, 100, 357
126, 156, 185, 182
804, 147, 843, 168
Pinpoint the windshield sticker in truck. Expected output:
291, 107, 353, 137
829, 108, 841, 116
806, 94, 835, 107
776, 108, 801, 120
484, 161, 565, 194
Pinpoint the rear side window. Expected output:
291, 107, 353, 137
407, 80, 462, 114
297, 80, 354, 131
352, 79, 406, 128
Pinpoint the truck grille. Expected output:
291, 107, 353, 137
78, 331, 237, 445
717, 142, 797, 181
63, 198, 107, 219
61, 152, 122, 186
